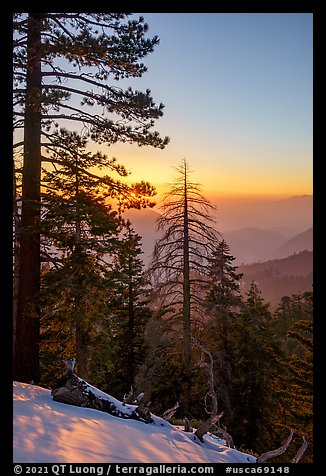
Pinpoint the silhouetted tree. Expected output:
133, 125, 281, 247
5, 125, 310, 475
199, 240, 243, 423
13, 13, 169, 382
232, 281, 282, 453
148, 159, 219, 410
108, 221, 152, 395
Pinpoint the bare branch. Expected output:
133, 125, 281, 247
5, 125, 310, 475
162, 402, 179, 421
256, 429, 295, 463
291, 436, 308, 463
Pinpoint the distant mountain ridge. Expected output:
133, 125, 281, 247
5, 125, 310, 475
105, 196, 313, 268
123, 206, 313, 267
273, 227, 312, 259
222, 227, 286, 264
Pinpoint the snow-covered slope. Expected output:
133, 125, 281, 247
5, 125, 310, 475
13, 381, 256, 464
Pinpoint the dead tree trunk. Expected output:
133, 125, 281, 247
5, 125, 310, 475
13, 173, 21, 356
213, 423, 235, 448
256, 429, 295, 463
51, 369, 153, 423
192, 338, 221, 441
291, 436, 308, 463
195, 413, 223, 442
162, 402, 179, 421
182, 173, 192, 411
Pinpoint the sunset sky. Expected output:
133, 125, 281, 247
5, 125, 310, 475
101, 12, 313, 204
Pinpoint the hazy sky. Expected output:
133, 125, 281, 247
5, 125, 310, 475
102, 12, 313, 203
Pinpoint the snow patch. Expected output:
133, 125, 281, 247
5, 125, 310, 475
13, 381, 256, 463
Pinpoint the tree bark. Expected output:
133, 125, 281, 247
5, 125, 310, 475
126, 255, 135, 390
182, 169, 192, 410
13, 173, 20, 356
162, 402, 179, 421
194, 413, 223, 442
256, 429, 295, 463
291, 436, 308, 463
14, 13, 42, 383
75, 317, 90, 381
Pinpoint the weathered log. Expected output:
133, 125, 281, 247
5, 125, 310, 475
256, 429, 295, 463
213, 424, 235, 448
123, 386, 134, 405
291, 436, 308, 463
195, 412, 223, 442
162, 402, 179, 421
51, 370, 153, 423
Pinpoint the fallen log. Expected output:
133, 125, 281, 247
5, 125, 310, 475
195, 412, 223, 442
162, 402, 179, 421
51, 369, 153, 423
291, 436, 308, 463
256, 429, 295, 463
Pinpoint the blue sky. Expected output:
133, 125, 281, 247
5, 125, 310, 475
107, 12, 313, 200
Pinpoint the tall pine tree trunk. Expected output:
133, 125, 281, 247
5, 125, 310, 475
14, 13, 42, 382
13, 173, 20, 356
74, 162, 89, 381
182, 171, 192, 410
126, 262, 135, 390
75, 312, 89, 380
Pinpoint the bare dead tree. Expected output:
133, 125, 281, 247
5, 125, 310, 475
134, 391, 152, 422
148, 159, 220, 410
191, 337, 222, 442
191, 336, 236, 447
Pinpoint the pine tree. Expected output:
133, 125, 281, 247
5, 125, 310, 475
274, 296, 313, 463
40, 250, 113, 384
13, 13, 169, 382
272, 291, 313, 355
198, 240, 243, 423
38, 129, 123, 381
107, 221, 152, 396
232, 281, 282, 453
206, 240, 243, 312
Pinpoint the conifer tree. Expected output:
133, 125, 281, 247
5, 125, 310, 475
13, 13, 169, 382
232, 281, 282, 453
274, 296, 313, 462
272, 291, 313, 355
199, 240, 243, 423
39, 130, 122, 381
107, 221, 152, 395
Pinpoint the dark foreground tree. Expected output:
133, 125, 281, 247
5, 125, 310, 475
107, 221, 152, 395
13, 13, 169, 382
148, 159, 219, 411
232, 281, 283, 454
198, 240, 243, 424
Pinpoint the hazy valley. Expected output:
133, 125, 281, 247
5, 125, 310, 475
124, 195, 313, 265
124, 195, 313, 309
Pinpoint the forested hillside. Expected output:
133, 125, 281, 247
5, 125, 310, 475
238, 250, 313, 309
